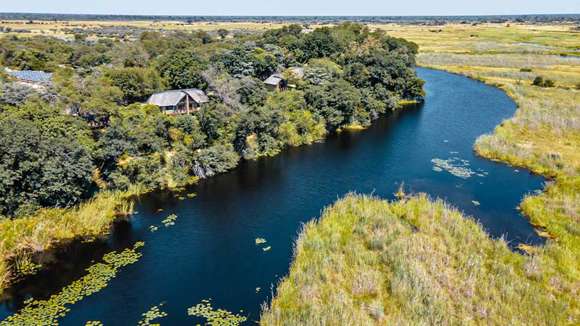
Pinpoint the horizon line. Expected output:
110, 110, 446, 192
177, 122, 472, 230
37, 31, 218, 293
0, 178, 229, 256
1, 12, 579, 18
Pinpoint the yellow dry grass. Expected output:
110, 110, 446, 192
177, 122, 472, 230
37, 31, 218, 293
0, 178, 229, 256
0, 19, 291, 39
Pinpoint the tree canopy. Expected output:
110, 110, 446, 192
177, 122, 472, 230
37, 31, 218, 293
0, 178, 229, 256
0, 23, 423, 218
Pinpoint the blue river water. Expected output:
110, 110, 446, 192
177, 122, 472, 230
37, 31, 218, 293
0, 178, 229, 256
0, 68, 544, 325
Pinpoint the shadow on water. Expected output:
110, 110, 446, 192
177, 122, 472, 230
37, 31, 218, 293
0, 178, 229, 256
0, 68, 545, 324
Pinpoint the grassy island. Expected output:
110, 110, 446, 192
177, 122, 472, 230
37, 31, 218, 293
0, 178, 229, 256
261, 194, 578, 324
264, 23, 579, 325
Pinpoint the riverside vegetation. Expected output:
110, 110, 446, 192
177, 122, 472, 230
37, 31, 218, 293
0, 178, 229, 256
261, 194, 578, 324
262, 23, 579, 324
0, 23, 423, 291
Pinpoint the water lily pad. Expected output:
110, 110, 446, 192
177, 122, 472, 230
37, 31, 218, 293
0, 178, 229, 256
431, 157, 481, 179
2, 242, 145, 325
162, 214, 178, 227
188, 300, 247, 325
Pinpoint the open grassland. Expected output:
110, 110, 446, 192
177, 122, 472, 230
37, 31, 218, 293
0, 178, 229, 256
0, 20, 290, 39
264, 23, 579, 325
261, 194, 578, 324
0, 186, 142, 292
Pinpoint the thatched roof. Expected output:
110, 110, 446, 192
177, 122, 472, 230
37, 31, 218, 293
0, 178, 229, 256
147, 89, 208, 107
264, 73, 284, 86
147, 90, 186, 107
183, 88, 209, 104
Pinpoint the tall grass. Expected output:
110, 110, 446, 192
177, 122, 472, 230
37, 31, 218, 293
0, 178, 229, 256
395, 23, 579, 297
263, 23, 579, 325
0, 185, 144, 291
261, 194, 578, 324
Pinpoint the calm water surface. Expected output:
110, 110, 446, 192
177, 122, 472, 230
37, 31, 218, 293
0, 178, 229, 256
0, 68, 544, 324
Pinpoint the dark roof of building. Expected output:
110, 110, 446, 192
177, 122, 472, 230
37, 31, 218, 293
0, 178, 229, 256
147, 89, 208, 107
6, 70, 53, 83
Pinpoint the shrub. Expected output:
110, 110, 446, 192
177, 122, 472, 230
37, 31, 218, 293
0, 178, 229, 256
532, 76, 555, 88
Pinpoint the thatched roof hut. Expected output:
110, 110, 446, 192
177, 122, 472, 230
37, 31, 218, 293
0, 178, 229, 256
147, 88, 208, 114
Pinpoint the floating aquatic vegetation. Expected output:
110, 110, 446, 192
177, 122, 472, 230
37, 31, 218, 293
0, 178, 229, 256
187, 193, 197, 198
256, 287, 261, 293
162, 214, 178, 227
156, 208, 164, 213
255, 238, 267, 245
187, 299, 247, 325
263, 246, 272, 252
472, 200, 481, 206
138, 303, 168, 326
14, 254, 42, 276
431, 157, 486, 179
85, 321, 103, 326
0, 242, 145, 326
149, 225, 159, 232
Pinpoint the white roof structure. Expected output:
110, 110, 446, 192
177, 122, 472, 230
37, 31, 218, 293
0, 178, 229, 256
264, 73, 284, 86
183, 88, 209, 104
147, 89, 208, 107
147, 90, 185, 107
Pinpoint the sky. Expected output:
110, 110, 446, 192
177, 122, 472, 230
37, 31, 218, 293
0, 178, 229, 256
1, 0, 579, 16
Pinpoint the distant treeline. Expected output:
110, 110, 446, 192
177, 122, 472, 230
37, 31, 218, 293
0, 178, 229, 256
0, 13, 579, 24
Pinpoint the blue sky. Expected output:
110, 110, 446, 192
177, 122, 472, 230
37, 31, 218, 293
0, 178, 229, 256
2, 0, 579, 16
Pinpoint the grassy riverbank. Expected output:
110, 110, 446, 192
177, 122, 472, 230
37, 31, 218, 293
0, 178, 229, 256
261, 194, 577, 324
386, 22, 579, 283
263, 23, 579, 324
0, 186, 143, 291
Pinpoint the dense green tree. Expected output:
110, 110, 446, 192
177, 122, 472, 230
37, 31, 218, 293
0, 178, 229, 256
105, 67, 163, 104
304, 58, 344, 85
191, 144, 239, 178
305, 79, 362, 129
235, 106, 285, 159
0, 107, 94, 216
0, 23, 425, 217
296, 27, 342, 62
157, 49, 207, 89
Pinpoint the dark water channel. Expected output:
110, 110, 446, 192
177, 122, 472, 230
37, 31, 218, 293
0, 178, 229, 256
0, 68, 544, 325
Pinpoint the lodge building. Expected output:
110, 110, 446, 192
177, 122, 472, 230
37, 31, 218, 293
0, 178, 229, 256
147, 88, 209, 114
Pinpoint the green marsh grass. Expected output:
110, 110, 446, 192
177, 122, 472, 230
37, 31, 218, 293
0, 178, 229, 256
263, 23, 579, 325
261, 194, 578, 325
0, 185, 145, 292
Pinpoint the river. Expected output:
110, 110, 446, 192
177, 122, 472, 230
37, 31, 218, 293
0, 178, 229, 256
0, 68, 544, 325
